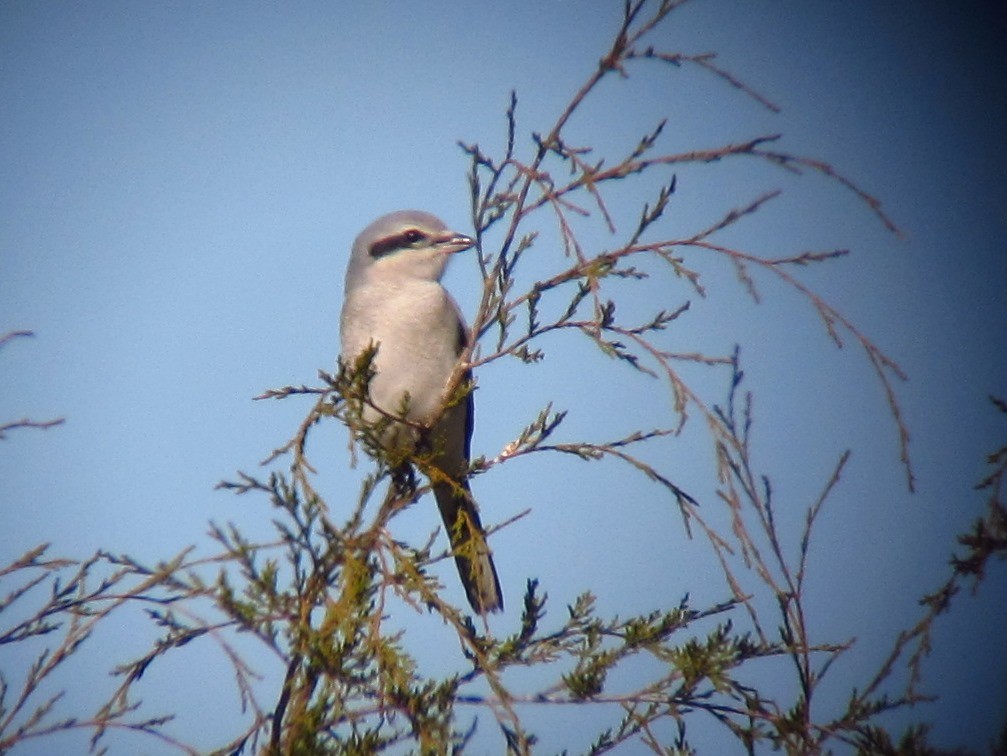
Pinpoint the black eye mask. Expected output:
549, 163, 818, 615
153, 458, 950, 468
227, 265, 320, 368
368, 229, 428, 258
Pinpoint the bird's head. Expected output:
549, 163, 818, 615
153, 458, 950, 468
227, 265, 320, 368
346, 210, 474, 288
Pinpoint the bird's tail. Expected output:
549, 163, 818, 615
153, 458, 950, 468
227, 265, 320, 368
433, 481, 503, 614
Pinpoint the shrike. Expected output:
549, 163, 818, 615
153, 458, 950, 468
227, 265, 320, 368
340, 210, 503, 614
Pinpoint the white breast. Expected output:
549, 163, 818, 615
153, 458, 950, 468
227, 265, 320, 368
340, 278, 464, 425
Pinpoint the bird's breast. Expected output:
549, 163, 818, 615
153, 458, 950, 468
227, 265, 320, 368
340, 281, 464, 424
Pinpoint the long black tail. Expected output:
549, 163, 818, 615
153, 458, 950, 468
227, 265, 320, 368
433, 480, 503, 614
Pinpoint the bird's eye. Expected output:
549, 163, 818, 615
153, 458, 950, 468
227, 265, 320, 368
403, 229, 426, 245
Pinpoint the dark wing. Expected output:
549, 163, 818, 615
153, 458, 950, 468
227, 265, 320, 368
455, 317, 474, 460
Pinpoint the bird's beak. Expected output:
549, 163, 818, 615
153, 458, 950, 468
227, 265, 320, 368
435, 232, 475, 255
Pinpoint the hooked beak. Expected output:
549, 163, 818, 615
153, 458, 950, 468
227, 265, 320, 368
434, 231, 475, 255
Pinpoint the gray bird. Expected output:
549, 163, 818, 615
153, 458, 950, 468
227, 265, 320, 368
340, 210, 503, 614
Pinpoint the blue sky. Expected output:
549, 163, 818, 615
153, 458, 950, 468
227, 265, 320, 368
2, 1, 1005, 752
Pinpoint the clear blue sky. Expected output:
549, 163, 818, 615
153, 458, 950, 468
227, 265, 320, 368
2, 1, 1005, 752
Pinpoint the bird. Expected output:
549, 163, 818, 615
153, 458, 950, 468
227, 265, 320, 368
339, 210, 503, 614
